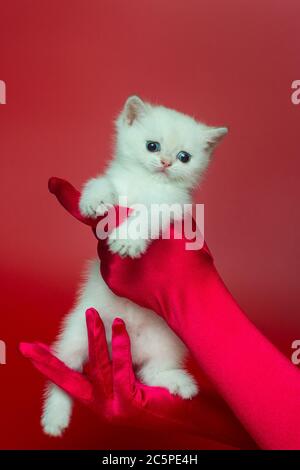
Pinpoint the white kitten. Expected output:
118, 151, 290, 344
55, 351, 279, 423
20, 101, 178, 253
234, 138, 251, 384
42, 96, 227, 436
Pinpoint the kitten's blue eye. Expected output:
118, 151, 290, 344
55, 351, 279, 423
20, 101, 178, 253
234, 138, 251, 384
177, 151, 191, 163
146, 141, 161, 152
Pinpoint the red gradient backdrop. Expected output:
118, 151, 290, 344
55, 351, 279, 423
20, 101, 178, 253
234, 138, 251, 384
0, 0, 299, 449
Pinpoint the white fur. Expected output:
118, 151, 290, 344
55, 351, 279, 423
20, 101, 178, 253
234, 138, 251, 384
42, 97, 227, 436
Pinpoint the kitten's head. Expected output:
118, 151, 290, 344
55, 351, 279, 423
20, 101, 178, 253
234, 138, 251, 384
115, 96, 227, 189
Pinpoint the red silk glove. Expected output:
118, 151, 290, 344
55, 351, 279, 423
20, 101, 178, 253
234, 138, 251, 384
20, 308, 253, 449
48, 177, 300, 450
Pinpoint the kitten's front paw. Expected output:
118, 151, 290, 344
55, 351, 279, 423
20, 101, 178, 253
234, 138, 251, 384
145, 369, 199, 400
79, 178, 114, 218
79, 193, 111, 218
108, 232, 148, 258
41, 409, 70, 437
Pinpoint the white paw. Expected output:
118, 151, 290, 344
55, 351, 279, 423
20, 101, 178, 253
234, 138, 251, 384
79, 177, 115, 218
145, 369, 199, 399
79, 193, 111, 218
41, 410, 70, 437
95, 202, 112, 216
108, 232, 148, 258
42, 386, 72, 437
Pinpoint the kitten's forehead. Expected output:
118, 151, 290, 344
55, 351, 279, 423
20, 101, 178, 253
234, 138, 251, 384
142, 106, 202, 149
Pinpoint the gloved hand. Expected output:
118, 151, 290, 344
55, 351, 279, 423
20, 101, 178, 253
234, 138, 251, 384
20, 308, 253, 449
48, 177, 300, 450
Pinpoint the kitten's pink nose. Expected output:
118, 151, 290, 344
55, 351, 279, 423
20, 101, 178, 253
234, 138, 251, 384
161, 159, 172, 168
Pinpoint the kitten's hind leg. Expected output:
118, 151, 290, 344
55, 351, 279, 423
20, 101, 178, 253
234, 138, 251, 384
138, 361, 198, 400
41, 260, 104, 437
133, 311, 199, 400
135, 320, 199, 400
42, 384, 74, 437
41, 324, 88, 437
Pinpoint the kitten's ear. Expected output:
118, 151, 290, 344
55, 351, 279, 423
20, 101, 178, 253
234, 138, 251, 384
124, 95, 147, 125
204, 127, 228, 150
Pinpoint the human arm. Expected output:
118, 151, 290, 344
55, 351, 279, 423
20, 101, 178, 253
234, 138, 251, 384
49, 177, 300, 449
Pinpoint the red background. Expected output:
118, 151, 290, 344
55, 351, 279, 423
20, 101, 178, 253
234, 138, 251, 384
0, 0, 299, 449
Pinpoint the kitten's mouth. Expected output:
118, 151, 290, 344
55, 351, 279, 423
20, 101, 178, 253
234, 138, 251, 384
151, 166, 172, 179
157, 167, 170, 175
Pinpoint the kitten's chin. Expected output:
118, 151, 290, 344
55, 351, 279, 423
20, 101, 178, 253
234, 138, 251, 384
152, 170, 186, 185
152, 169, 171, 180
146, 165, 188, 185
156, 168, 169, 175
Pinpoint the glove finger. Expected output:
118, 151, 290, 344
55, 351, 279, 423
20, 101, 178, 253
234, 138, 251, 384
112, 318, 136, 397
20, 342, 93, 403
86, 308, 113, 397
